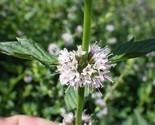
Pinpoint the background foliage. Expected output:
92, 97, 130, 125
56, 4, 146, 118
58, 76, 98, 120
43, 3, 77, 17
0, 0, 155, 124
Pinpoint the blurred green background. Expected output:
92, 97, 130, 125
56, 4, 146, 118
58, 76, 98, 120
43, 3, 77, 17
0, 0, 155, 124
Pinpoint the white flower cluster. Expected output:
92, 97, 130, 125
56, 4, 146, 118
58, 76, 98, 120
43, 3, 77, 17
59, 109, 92, 125
57, 44, 114, 89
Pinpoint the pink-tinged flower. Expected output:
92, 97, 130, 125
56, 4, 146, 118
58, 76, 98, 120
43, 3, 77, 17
57, 44, 114, 89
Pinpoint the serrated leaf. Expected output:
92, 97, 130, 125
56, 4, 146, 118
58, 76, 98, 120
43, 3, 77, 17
109, 39, 155, 62
0, 38, 57, 65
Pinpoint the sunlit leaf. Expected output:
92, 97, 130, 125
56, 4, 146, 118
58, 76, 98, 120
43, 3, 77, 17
0, 38, 57, 65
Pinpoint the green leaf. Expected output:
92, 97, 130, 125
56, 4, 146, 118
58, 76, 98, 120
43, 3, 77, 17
65, 87, 78, 111
64, 87, 90, 111
110, 39, 155, 62
134, 109, 148, 125
122, 116, 133, 125
122, 109, 148, 125
0, 38, 57, 65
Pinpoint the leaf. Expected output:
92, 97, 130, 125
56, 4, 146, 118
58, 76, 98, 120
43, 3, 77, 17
64, 87, 90, 111
0, 38, 58, 65
64, 87, 78, 111
110, 38, 155, 62
134, 109, 148, 125
122, 110, 148, 125
122, 116, 133, 125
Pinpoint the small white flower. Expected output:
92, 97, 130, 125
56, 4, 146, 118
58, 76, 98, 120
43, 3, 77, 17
23, 74, 33, 83
48, 43, 59, 56
95, 98, 106, 107
67, 13, 76, 20
150, 52, 155, 57
76, 45, 86, 56
108, 37, 117, 44
142, 75, 147, 82
71, 6, 77, 12
96, 107, 108, 118
106, 25, 115, 32
59, 111, 92, 125
82, 64, 95, 76
92, 92, 102, 98
60, 108, 66, 117
57, 44, 114, 89
82, 113, 91, 123
63, 112, 74, 124
76, 25, 83, 36
61, 33, 74, 45
135, 25, 140, 32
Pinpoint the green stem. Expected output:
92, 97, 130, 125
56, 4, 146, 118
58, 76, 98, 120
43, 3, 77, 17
76, 0, 92, 125
76, 87, 85, 125
82, 0, 92, 53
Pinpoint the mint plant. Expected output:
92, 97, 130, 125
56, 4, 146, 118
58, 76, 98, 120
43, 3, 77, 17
0, 0, 155, 125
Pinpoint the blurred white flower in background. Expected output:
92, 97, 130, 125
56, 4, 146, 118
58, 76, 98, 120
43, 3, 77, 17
76, 25, 83, 36
60, 108, 66, 117
107, 37, 117, 44
92, 92, 108, 118
150, 52, 155, 57
57, 44, 114, 89
59, 110, 93, 125
146, 62, 154, 68
135, 25, 140, 32
106, 24, 115, 32
48, 43, 59, 56
82, 112, 93, 125
95, 98, 106, 107
17, 30, 24, 36
23, 74, 33, 83
67, 6, 77, 20
92, 92, 102, 98
63, 112, 74, 124
142, 75, 147, 82
61, 33, 74, 46
71, 6, 77, 12
96, 107, 108, 118
67, 13, 76, 20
